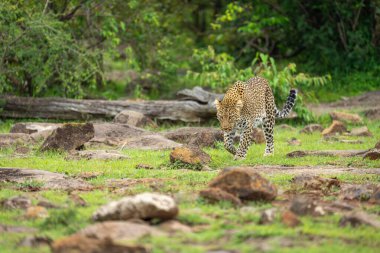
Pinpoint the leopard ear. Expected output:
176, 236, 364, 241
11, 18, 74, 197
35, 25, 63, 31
214, 99, 221, 110
236, 100, 243, 110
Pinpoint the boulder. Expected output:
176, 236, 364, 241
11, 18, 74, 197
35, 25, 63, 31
92, 193, 178, 222
0, 133, 33, 148
0, 168, 92, 191
299, 124, 324, 134
114, 110, 157, 128
281, 211, 301, 227
40, 123, 94, 152
120, 134, 182, 150
199, 188, 242, 206
349, 126, 373, 137
208, 167, 277, 201
363, 150, 380, 160
1, 196, 31, 209
66, 150, 129, 160
163, 127, 223, 147
330, 111, 362, 123
321, 121, 347, 137
170, 146, 211, 166
52, 234, 148, 253
339, 211, 380, 228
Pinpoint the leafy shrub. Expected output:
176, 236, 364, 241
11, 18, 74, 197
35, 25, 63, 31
186, 47, 330, 122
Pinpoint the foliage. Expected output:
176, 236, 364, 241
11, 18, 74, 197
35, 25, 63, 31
186, 48, 330, 122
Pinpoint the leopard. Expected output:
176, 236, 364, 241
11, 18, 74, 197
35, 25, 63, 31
215, 76, 297, 160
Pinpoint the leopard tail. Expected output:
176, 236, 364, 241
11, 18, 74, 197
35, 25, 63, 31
275, 89, 297, 118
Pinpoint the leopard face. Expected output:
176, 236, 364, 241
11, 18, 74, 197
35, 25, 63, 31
214, 99, 243, 132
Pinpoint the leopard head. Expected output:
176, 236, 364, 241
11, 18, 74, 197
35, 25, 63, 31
214, 99, 243, 132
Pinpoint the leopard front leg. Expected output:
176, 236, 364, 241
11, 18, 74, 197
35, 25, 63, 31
234, 125, 253, 160
223, 131, 236, 155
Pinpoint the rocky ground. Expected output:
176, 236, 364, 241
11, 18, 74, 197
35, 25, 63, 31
0, 99, 379, 253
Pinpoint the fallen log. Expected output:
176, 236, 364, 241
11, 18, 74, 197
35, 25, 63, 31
0, 95, 216, 122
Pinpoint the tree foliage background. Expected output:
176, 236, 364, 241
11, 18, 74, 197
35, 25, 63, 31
1, 0, 379, 105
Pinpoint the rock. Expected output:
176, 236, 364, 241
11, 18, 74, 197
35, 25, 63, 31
371, 187, 380, 204
0, 133, 33, 148
79, 221, 161, 241
163, 127, 223, 147
40, 123, 95, 152
69, 192, 87, 207
1, 196, 31, 209
339, 139, 363, 144
363, 150, 380, 160
92, 193, 178, 222
0, 168, 92, 191
325, 201, 356, 213
114, 110, 157, 128
259, 208, 277, 224
330, 112, 362, 123
287, 138, 301, 146
364, 107, 380, 120
287, 149, 366, 158
88, 123, 148, 147
158, 220, 193, 233
105, 179, 165, 190
25, 206, 49, 219
339, 211, 380, 228
120, 134, 182, 150
37, 200, 61, 209
14, 146, 31, 155
375, 140, 380, 149
18, 236, 52, 247
10, 122, 62, 134
135, 164, 154, 170
291, 175, 340, 192
349, 126, 373, 137
290, 197, 317, 216
340, 184, 375, 201
281, 211, 301, 227
75, 172, 103, 180
252, 128, 266, 144
52, 234, 148, 253
208, 168, 277, 201
66, 150, 129, 160
322, 120, 347, 137
170, 145, 211, 166
300, 124, 324, 134
0, 224, 37, 233
199, 188, 242, 206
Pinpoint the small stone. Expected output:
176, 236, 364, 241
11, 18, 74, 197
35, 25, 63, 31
322, 120, 347, 137
40, 123, 95, 152
281, 211, 301, 227
375, 140, 380, 149
25, 206, 49, 219
339, 211, 380, 228
1, 196, 31, 209
370, 187, 380, 204
170, 145, 211, 166
330, 112, 362, 124
114, 110, 157, 128
69, 192, 87, 207
66, 150, 129, 161
199, 188, 242, 206
259, 208, 277, 224
252, 128, 266, 144
300, 124, 324, 134
158, 220, 192, 233
340, 185, 374, 201
37, 200, 61, 209
92, 193, 178, 222
349, 126, 373, 137
208, 167, 277, 201
363, 150, 380, 160
291, 175, 340, 192
75, 172, 103, 180
277, 124, 296, 131
18, 236, 52, 247
290, 197, 317, 216
287, 138, 301, 146
136, 164, 155, 170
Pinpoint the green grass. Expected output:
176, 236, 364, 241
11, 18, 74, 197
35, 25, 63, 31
0, 119, 379, 252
